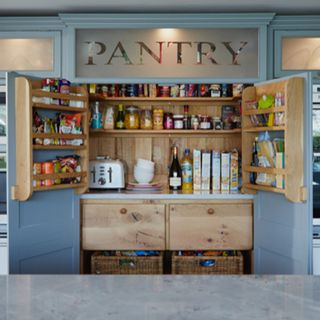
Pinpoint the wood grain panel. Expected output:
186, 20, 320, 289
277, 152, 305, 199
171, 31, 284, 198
168, 203, 253, 250
82, 203, 165, 250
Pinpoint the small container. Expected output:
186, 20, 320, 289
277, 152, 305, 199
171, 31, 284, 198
126, 84, 138, 97
42, 161, 54, 187
153, 108, 164, 130
33, 162, 42, 175
164, 112, 174, 129
191, 115, 199, 130
199, 115, 210, 130
158, 86, 170, 97
125, 106, 140, 129
173, 115, 184, 129
221, 84, 233, 97
209, 84, 221, 97
213, 117, 222, 130
140, 109, 153, 130
233, 116, 241, 128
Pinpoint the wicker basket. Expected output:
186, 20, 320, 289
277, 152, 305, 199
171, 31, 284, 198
172, 251, 244, 275
91, 252, 163, 275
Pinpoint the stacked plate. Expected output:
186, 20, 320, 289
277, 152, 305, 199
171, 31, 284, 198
126, 182, 163, 193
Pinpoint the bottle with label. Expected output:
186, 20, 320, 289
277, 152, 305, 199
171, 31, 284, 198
250, 137, 259, 184
91, 101, 102, 129
181, 148, 193, 191
116, 104, 125, 129
169, 145, 182, 191
183, 105, 190, 129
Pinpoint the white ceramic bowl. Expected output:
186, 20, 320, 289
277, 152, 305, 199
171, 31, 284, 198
134, 164, 154, 173
136, 158, 155, 169
134, 167, 154, 184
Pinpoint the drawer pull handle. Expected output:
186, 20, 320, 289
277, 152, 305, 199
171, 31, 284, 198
120, 208, 127, 214
207, 208, 215, 215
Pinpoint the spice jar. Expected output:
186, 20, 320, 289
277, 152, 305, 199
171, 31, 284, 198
164, 112, 173, 129
140, 109, 153, 130
173, 115, 184, 129
212, 117, 222, 130
153, 108, 164, 130
191, 115, 199, 130
125, 106, 140, 129
199, 115, 210, 130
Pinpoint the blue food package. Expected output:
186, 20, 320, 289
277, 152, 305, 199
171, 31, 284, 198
200, 260, 216, 267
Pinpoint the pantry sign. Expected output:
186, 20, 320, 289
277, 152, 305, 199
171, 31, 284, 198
75, 28, 258, 79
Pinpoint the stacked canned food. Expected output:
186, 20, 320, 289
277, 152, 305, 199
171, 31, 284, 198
89, 83, 245, 98
33, 155, 81, 187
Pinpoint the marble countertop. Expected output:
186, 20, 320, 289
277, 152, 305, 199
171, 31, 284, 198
1, 275, 319, 320
81, 190, 254, 200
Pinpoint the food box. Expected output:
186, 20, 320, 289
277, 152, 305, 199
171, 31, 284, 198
221, 152, 230, 192
212, 151, 221, 192
193, 149, 201, 190
201, 151, 211, 190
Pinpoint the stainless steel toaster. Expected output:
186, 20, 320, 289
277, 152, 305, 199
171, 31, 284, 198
89, 157, 125, 189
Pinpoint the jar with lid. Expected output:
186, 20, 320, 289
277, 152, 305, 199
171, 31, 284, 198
212, 117, 222, 130
125, 106, 140, 129
153, 108, 164, 130
191, 115, 199, 130
140, 109, 153, 130
164, 112, 173, 129
173, 115, 184, 129
199, 115, 210, 130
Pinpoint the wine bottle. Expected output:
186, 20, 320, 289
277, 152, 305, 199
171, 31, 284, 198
116, 104, 125, 129
169, 145, 182, 190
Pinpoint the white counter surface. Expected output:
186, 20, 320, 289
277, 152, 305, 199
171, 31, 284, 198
81, 190, 254, 200
0, 275, 319, 320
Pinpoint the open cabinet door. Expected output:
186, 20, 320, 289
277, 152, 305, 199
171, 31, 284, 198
7, 72, 81, 274
251, 73, 313, 274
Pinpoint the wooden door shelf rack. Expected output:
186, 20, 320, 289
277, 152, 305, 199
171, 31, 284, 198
12, 77, 89, 201
241, 77, 305, 202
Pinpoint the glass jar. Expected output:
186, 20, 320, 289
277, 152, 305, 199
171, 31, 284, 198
164, 112, 173, 129
191, 115, 199, 130
173, 115, 184, 129
153, 108, 164, 130
125, 106, 140, 129
212, 117, 222, 130
199, 115, 210, 130
140, 109, 153, 130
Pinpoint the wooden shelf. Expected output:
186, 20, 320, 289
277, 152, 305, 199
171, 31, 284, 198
243, 183, 285, 194
242, 126, 285, 133
243, 165, 286, 175
33, 183, 87, 192
33, 133, 86, 139
90, 94, 241, 103
90, 128, 242, 137
32, 89, 87, 101
33, 172, 87, 180
243, 106, 286, 115
33, 145, 85, 150
32, 102, 88, 113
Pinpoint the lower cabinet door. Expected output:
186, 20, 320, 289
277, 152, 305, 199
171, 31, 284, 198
168, 203, 253, 250
82, 203, 165, 250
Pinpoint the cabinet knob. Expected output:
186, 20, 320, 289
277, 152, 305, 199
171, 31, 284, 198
120, 208, 127, 214
207, 208, 215, 215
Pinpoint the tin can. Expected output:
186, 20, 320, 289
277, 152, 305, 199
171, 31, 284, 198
120, 84, 126, 97
188, 84, 197, 97
33, 162, 42, 175
221, 84, 233, 97
53, 160, 61, 185
164, 112, 173, 129
42, 161, 54, 186
126, 84, 138, 97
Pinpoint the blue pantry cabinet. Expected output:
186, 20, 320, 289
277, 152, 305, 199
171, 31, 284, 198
4, 13, 314, 274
